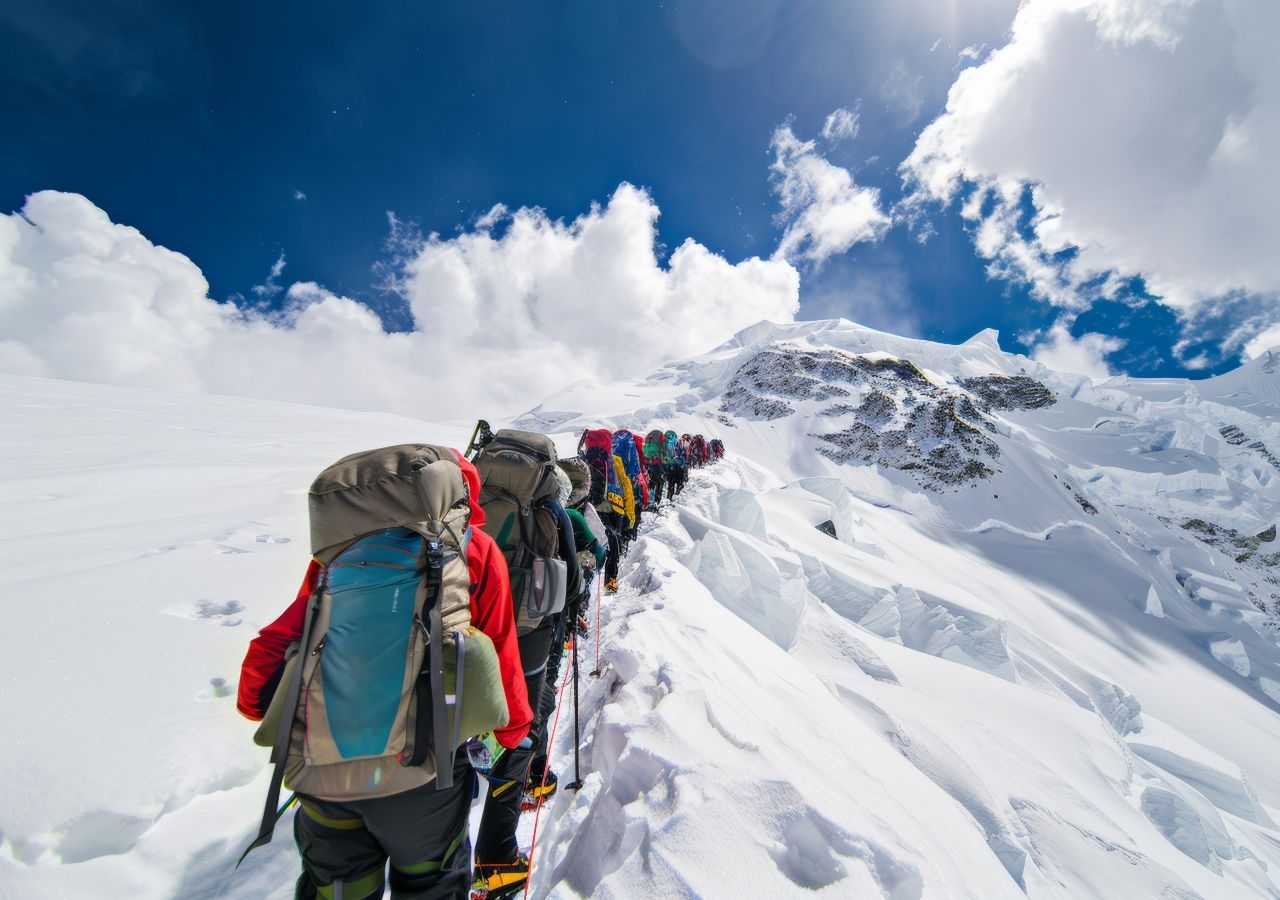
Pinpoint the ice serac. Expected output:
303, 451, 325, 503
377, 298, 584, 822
686, 525, 807, 650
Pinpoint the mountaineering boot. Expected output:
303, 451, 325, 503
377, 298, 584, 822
605, 578, 618, 594
472, 853, 530, 900
521, 769, 558, 810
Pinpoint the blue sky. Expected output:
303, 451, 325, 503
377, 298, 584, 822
2, 0, 1274, 391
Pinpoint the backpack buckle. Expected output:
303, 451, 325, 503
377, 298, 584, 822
424, 538, 445, 568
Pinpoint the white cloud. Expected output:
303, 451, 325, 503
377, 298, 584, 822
770, 121, 890, 266
879, 58, 924, 124
397, 184, 799, 413
820, 107, 860, 143
1244, 323, 1280, 360
902, 0, 1280, 325
293, 189, 306, 201
1031, 321, 1124, 378
0, 188, 799, 419
250, 251, 286, 300
1180, 351, 1212, 371
474, 203, 508, 231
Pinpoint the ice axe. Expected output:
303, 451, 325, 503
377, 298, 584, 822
466, 419, 494, 460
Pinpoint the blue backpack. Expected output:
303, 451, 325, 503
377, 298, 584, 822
662, 430, 679, 464
612, 430, 642, 483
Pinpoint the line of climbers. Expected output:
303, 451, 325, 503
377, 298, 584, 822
234, 424, 726, 900
582, 428, 725, 594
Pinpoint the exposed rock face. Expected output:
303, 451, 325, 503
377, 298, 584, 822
1180, 518, 1279, 566
721, 344, 1005, 487
1219, 424, 1280, 471
720, 346, 928, 420
959, 374, 1056, 410
1073, 493, 1099, 515
856, 391, 897, 427
1176, 517, 1280, 620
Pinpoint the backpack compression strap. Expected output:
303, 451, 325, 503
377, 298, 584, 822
450, 630, 466, 752
237, 584, 321, 867
426, 539, 454, 790
402, 539, 455, 790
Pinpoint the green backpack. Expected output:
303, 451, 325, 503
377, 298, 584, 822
474, 429, 568, 635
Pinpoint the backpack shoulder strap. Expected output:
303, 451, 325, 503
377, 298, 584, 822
237, 581, 322, 866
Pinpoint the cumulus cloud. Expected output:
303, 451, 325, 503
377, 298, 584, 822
770, 121, 890, 266
0, 187, 799, 419
1031, 321, 1125, 378
902, 0, 1280, 344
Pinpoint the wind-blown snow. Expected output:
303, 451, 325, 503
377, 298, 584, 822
3, 316, 1280, 898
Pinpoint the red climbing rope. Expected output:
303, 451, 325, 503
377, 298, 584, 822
523, 642, 575, 899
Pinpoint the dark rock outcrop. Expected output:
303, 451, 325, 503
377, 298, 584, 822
959, 374, 1056, 410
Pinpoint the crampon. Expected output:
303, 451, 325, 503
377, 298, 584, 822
471, 853, 529, 900
519, 769, 558, 812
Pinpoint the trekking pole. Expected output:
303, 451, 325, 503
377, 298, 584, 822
589, 572, 602, 677
566, 629, 584, 792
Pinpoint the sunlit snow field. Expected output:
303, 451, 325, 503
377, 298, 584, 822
3, 319, 1280, 898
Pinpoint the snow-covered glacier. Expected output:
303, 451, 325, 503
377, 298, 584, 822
526, 319, 1280, 898
3, 318, 1280, 898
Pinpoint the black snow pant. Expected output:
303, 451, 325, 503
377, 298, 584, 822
292, 749, 474, 900
646, 463, 665, 507
475, 619, 557, 865
602, 511, 625, 582
529, 599, 573, 777
666, 463, 686, 499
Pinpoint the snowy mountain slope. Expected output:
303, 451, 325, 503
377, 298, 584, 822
524, 319, 1280, 897
0, 368, 1025, 900
2, 316, 1280, 898
532, 462, 1280, 898
0, 376, 483, 899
